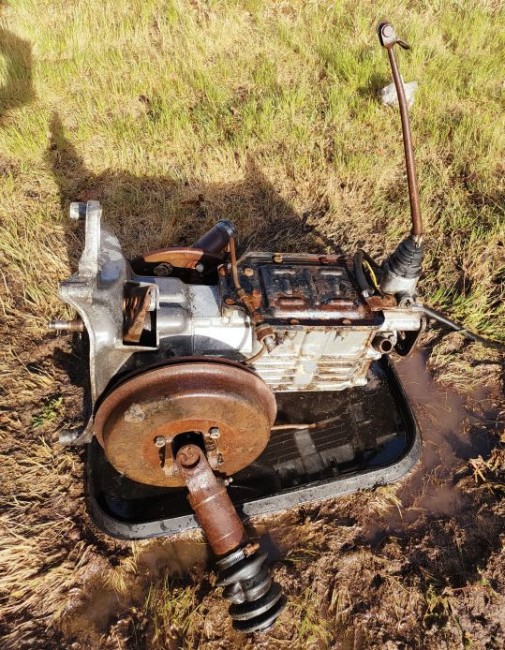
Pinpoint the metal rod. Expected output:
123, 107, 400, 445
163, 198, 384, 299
379, 22, 423, 241
421, 305, 505, 351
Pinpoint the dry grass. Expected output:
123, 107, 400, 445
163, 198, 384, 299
1, 1, 504, 648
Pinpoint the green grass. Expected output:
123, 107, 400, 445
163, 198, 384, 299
0, 0, 503, 345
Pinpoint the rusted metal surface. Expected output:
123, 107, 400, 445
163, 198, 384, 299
220, 252, 375, 324
378, 22, 423, 241
94, 359, 276, 487
134, 247, 222, 270
123, 282, 154, 343
365, 294, 397, 311
175, 444, 246, 556
133, 222, 236, 273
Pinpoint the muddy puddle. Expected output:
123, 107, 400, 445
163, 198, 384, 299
362, 350, 502, 539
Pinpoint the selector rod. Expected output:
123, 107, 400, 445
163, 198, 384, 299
378, 21, 423, 241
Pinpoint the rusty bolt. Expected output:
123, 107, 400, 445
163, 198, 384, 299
153, 436, 166, 448
209, 427, 221, 440
290, 318, 299, 325
177, 445, 201, 469
382, 23, 394, 39
225, 297, 235, 305
272, 254, 283, 264
243, 267, 254, 277
154, 263, 173, 277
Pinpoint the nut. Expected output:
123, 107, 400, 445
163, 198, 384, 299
243, 267, 254, 277
208, 427, 221, 440
154, 263, 173, 277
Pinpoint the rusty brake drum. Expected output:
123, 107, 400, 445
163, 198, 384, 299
94, 359, 277, 488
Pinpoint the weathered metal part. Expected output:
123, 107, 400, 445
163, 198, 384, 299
135, 247, 222, 270
123, 282, 155, 343
174, 444, 286, 632
175, 444, 246, 555
372, 333, 396, 354
94, 359, 276, 487
216, 251, 421, 391
59, 201, 145, 406
378, 22, 423, 241
192, 220, 237, 254
395, 315, 427, 357
220, 252, 374, 324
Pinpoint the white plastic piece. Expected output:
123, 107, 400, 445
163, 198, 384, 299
380, 76, 418, 109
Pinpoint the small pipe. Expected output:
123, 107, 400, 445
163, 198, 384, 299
229, 236, 242, 293
192, 220, 237, 255
243, 343, 267, 366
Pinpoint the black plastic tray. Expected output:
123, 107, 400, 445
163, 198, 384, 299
87, 357, 421, 540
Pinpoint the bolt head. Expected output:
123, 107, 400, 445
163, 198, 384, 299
209, 427, 221, 439
153, 436, 166, 448
154, 263, 173, 277
69, 202, 86, 221
243, 267, 254, 277
195, 263, 205, 273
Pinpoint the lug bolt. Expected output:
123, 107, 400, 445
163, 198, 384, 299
154, 436, 166, 448
154, 263, 173, 277
48, 318, 84, 333
209, 427, 221, 440
382, 24, 394, 39
69, 202, 87, 221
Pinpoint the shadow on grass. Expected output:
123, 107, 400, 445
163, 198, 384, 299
46, 111, 340, 272
0, 26, 35, 124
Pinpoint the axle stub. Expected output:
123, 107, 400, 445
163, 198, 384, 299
174, 444, 286, 633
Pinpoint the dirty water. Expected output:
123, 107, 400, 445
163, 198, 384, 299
360, 350, 501, 539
